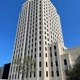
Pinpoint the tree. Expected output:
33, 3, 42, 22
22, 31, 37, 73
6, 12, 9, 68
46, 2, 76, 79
12, 56, 36, 80
65, 61, 80, 80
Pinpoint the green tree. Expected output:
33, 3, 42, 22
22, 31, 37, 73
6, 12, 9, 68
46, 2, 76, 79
12, 56, 36, 80
65, 61, 80, 80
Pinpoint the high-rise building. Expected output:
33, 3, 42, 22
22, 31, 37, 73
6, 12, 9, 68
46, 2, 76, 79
8, 0, 65, 80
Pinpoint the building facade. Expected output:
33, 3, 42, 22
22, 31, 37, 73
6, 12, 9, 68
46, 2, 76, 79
8, 0, 80, 80
61, 46, 80, 80
0, 63, 10, 79
0, 67, 4, 79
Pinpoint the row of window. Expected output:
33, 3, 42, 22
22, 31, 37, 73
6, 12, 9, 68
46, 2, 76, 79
11, 59, 67, 79
10, 70, 59, 79
11, 59, 67, 80
39, 61, 58, 67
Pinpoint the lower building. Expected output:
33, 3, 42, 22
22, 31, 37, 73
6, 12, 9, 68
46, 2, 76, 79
48, 42, 80, 80
0, 63, 10, 79
47, 42, 66, 80
61, 46, 80, 80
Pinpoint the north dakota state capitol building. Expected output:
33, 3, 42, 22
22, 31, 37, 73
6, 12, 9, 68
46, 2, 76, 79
8, 0, 80, 80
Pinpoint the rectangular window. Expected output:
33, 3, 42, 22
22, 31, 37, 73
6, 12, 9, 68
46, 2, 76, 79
64, 59, 67, 65
57, 71, 59, 76
35, 43, 36, 46
35, 48, 36, 52
39, 31, 41, 34
46, 71, 48, 77
54, 46, 56, 49
31, 55, 32, 58
50, 53, 52, 57
45, 53, 47, 57
34, 63, 36, 68
39, 71, 41, 77
35, 54, 36, 58
34, 72, 35, 77
39, 62, 41, 67
39, 53, 41, 57
50, 47, 52, 50
51, 71, 54, 77
51, 62, 53, 67
39, 41, 41, 44
39, 47, 41, 50
55, 52, 57, 56
46, 62, 48, 67
39, 36, 41, 39
45, 47, 47, 51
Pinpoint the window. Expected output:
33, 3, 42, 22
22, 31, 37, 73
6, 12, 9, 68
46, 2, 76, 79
39, 31, 41, 34
35, 37, 37, 40
39, 22, 41, 25
35, 48, 36, 52
50, 47, 52, 50
50, 53, 52, 57
51, 71, 54, 77
45, 47, 47, 51
32, 39, 33, 42
51, 62, 53, 67
55, 52, 57, 56
39, 71, 41, 77
45, 41, 47, 45
45, 36, 46, 39
46, 62, 48, 67
39, 47, 41, 50
46, 71, 48, 77
54, 46, 56, 49
34, 54, 36, 58
39, 26, 41, 29
34, 72, 35, 77
34, 63, 36, 68
48, 38, 49, 41
45, 53, 47, 57
35, 43, 36, 46
39, 18, 41, 20
39, 36, 41, 39
39, 41, 41, 44
56, 71, 59, 76
64, 59, 67, 65
39, 53, 41, 57
22, 74, 24, 79
39, 62, 41, 67
35, 33, 37, 36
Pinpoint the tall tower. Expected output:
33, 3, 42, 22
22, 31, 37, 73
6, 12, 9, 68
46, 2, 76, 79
8, 0, 64, 80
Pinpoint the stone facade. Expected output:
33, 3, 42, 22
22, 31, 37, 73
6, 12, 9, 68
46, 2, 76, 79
8, 0, 80, 80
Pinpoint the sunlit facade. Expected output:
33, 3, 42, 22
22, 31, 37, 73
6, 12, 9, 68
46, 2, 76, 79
8, 0, 65, 80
